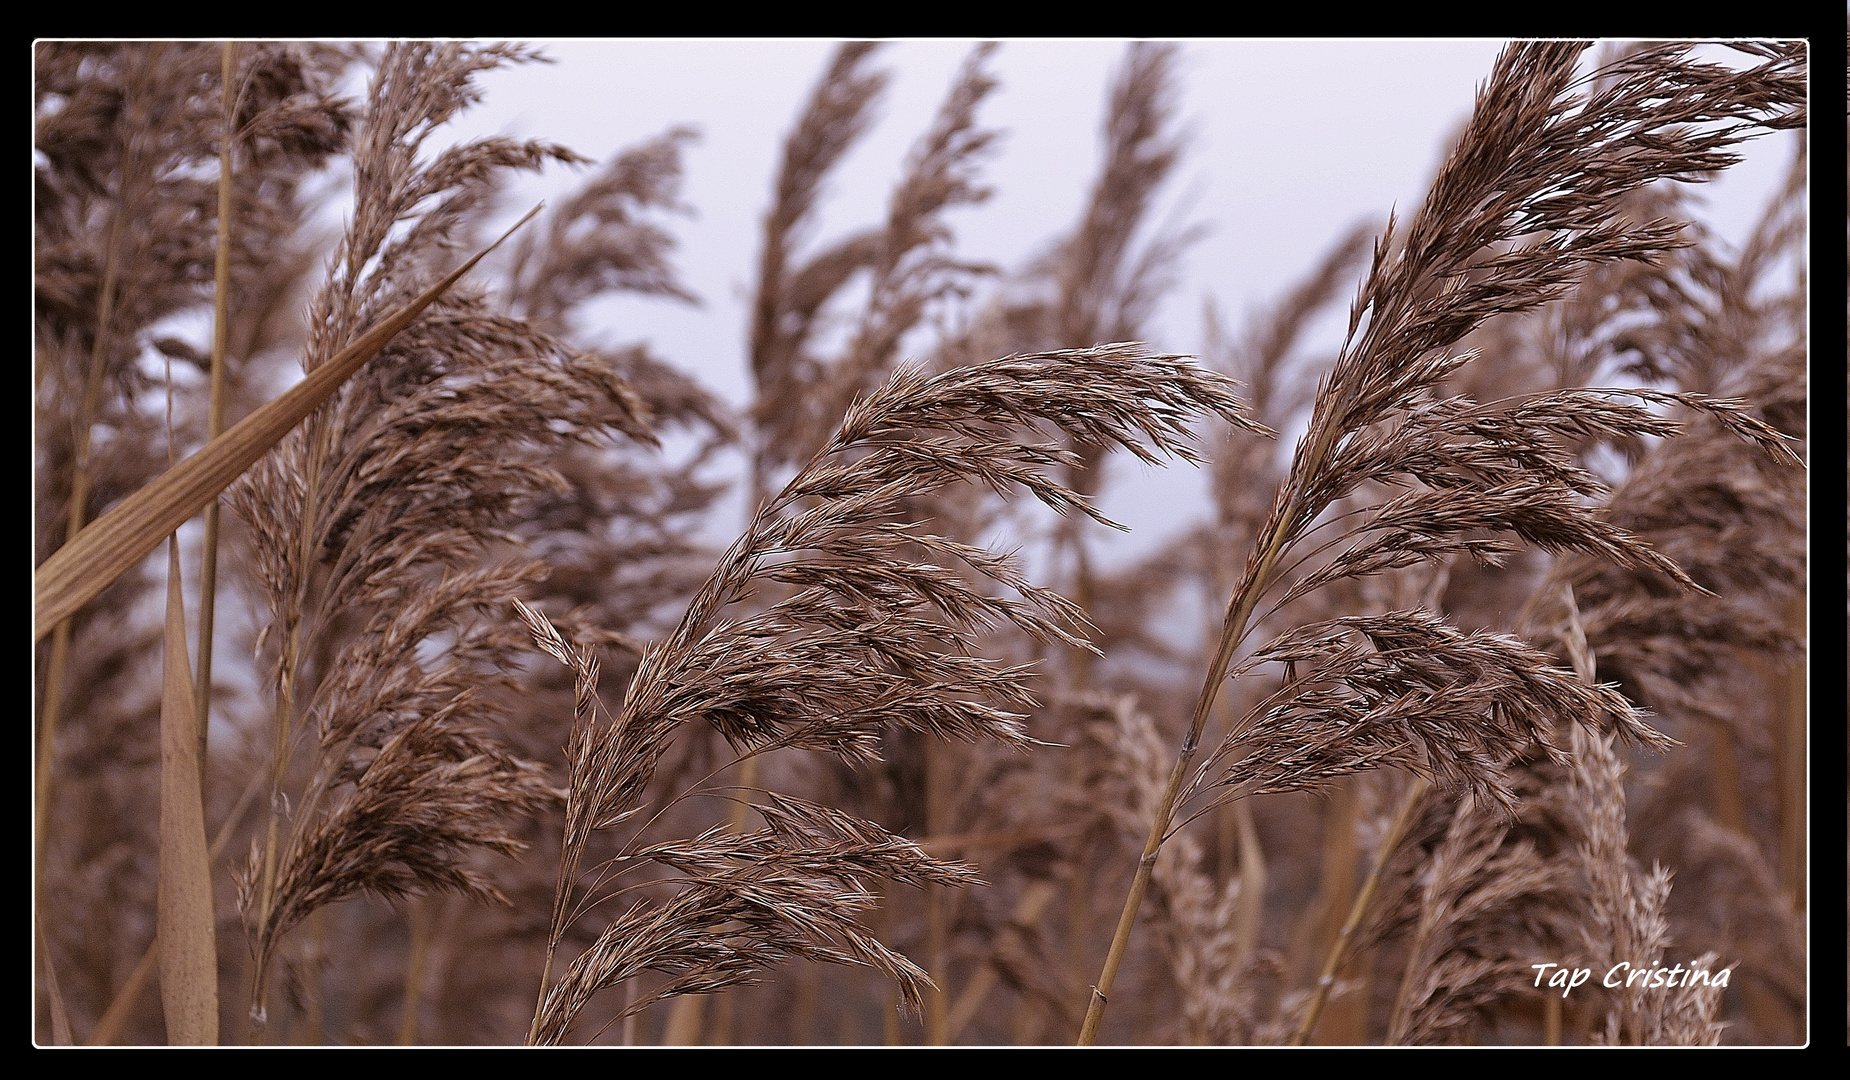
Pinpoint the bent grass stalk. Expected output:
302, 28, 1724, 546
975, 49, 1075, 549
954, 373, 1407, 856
33, 205, 543, 643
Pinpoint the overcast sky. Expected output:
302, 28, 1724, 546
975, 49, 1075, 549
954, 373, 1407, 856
435, 39, 1803, 560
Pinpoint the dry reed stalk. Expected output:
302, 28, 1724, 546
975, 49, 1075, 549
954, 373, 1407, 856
34, 44, 165, 942
1289, 778, 1360, 999
944, 877, 1060, 1041
397, 894, 436, 1044
193, 41, 238, 772
36, 43, 355, 1043
924, 740, 951, 1044
1078, 40, 1804, 1043
522, 345, 1257, 1044
1776, 592, 1804, 910
1058, 47, 1194, 1005
35, 211, 122, 857
912, 747, 1092, 1045
1195, 225, 1378, 1047
39, 923, 74, 1045
661, 992, 704, 1045
34, 143, 127, 1046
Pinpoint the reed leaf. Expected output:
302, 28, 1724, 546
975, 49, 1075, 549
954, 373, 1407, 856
157, 539, 216, 1044
33, 206, 540, 642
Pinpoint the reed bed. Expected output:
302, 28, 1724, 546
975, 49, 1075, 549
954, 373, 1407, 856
34, 39, 1808, 1046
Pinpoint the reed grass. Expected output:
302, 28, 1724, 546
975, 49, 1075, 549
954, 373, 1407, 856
35, 39, 1807, 1045
521, 345, 1256, 1043
1079, 39, 1804, 1043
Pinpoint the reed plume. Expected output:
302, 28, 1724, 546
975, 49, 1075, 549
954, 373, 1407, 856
749, 41, 890, 496
34, 41, 354, 1044
34, 38, 1808, 1046
226, 43, 644, 1035
751, 42, 1003, 496
1080, 40, 1805, 1043
524, 344, 1258, 1044
961, 41, 1199, 652
1382, 755, 1581, 1044
500, 120, 735, 649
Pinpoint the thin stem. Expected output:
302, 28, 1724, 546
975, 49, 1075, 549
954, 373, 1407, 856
1060, 512, 1095, 1012
37, 922, 74, 1045
192, 40, 236, 772
1080, 409, 1349, 1044
250, 300, 346, 1038
1777, 592, 1805, 911
705, 754, 763, 1045
880, 875, 901, 1045
398, 895, 433, 1045
301, 907, 327, 1044
924, 740, 950, 1045
1291, 775, 1427, 1044
250, 609, 305, 1040
528, 839, 584, 1044
36, 168, 130, 1046
662, 994, 705, 1046
1075, 529, 1279, 1044
36, 191, 126, 882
